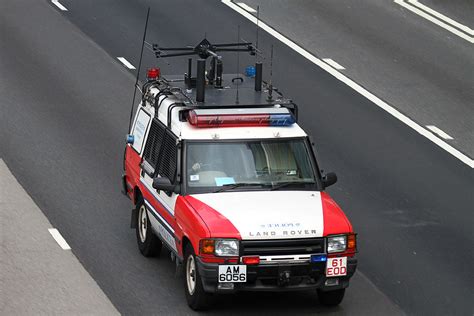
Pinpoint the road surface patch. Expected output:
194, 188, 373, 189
48, 228, 72, 250
117, 57, 136, 69
322, 58, 345, 70
426, 125, 454, 140
51, 0, 68, 11
394, 0, 474, 43
236, 2, 256, 13
222, 0, 474, 168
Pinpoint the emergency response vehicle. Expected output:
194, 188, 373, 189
122, 38, 357, 310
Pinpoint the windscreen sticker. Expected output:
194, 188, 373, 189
215, 177, 236, 186
189, 174, 200, 182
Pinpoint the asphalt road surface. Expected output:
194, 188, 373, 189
1, 0, 472, 315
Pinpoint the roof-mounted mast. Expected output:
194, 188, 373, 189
152, 38, 257, 102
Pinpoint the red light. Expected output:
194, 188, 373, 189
147, 68, 160, 80
188, 111, 271, 128
242, 256, 260, 265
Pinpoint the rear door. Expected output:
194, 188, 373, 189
140, 118, 179, 252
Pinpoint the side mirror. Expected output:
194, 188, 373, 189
152, 177, 180, 194
322, 172, 337, 188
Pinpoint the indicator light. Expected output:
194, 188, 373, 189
311, 254, 327, 262
147, 68, 160, 81
245, 66, 256, 77
242, 256, 260, 265
126, 134, 134, 144
200, 239, 215, 255
347, 233, 356, 251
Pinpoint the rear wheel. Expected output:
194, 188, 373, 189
135, 199, 162, 257
184, 244, 213, 310
317, 288, 345, 306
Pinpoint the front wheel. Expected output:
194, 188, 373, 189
135, 199, 162, 257
317, 288, 345, 306
184, 244, 213, 310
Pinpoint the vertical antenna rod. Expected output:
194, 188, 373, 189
267, 45, 273, 101
128, 7, 150, 133
235, 25, 241, 104
254, 5, 262, 92
255, 5, 260, 62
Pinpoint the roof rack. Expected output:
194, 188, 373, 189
143, 38, 298, 127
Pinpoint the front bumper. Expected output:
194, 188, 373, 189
196, 256, 357, 293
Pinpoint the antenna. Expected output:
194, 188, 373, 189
235, 25, 241, 104
128, 7, 150, 133
267, 45, 274, 101
254, 6, 262, 92
255, 5, 260, 62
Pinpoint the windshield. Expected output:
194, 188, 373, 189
185, 138, 319, 193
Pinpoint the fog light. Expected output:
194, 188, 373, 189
218, 282, 234, 290
325, 278, 339, 286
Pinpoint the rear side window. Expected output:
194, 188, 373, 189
142, 119, 178, 182
131, 109, 151, 153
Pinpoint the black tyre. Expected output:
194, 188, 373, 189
317, 288, 345, 306
183, 244, 213, 310
135, 199, 162, 257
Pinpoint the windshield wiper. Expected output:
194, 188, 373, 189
270, 181, 316, 191
213, 182, 264, 193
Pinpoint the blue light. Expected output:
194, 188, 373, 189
311, 254, 327, 262
269, 114, 296, 126
245, 66, 256, 78
126, 134, 134, 144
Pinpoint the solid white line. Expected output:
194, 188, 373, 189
322, 58, 345, 70
48, 228, 71, 250
51, 0, 68, 11
221, 0, 474, 168
117, 57, 136, 70
394, 0, 474, 43
236, 2, 256, 13
408, 0, 474, 36
426, 125, 454, 140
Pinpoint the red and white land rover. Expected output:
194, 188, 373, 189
122, 48, 357, 310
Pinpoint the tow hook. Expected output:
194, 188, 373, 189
278, 271, 291, 286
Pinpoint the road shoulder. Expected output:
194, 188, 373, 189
0, 159, 119, 315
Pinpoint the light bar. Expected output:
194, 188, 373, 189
188, 109, 295, 128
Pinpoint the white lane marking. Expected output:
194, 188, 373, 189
426, 125, 454, 140
221, 0, 474, 168
117, 57, 136, 70
394, 0, 474, 43
51, 0, 68, 11
408, 0, 474, 36
322, 58, 345, 70
48, 228, 71, 250
236, 2, 256, 13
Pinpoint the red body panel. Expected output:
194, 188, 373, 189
183, 195, 241, 240
321, 192, 353, 236
174, 196, 210, 257
124, 145, 142, 202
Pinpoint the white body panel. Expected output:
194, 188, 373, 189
192, 191, 324, 239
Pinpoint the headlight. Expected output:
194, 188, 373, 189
215, 239, 239, 256
327, 235, 347, 253
200, 239, 239, 257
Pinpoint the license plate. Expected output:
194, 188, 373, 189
326, 257, 347, 277
218, 265, 247, 283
